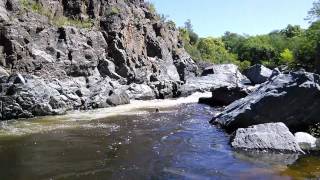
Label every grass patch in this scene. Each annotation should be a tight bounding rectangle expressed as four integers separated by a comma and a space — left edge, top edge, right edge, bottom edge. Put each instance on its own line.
106, 6, 120, 17
53, 17, 94, 29
19, 0, 94, 29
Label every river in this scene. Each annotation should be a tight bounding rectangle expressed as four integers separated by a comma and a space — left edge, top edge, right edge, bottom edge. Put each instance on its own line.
0, 93, 319, 179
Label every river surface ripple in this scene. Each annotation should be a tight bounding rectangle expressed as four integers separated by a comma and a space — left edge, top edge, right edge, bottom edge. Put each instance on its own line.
0, 93, 319, 180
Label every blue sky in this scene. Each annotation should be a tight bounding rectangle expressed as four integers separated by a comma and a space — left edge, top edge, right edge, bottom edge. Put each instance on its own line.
149, 0, 314, 37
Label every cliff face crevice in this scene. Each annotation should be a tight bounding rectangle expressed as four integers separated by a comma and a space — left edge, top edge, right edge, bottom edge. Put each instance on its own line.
0, 0, 199, 120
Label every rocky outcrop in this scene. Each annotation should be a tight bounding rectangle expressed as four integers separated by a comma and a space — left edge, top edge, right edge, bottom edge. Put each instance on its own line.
211, 70, 320, 133
180, 64, 251, 96
0, 0, 199, 120
244, 64, 272, 84
231, 123, 304, 153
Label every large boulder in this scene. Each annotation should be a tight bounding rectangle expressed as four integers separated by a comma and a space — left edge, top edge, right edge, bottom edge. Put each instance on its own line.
199, 86, 249, 106
0, 76, 68, 120
231, 123, 304, 153
106, 89, 130, 106
244, 64, 272, 84
211, 70, 320, 133
181, 64, 251, 96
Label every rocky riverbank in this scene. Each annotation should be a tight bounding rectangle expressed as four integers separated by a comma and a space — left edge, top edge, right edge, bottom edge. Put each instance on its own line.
203, 64, 320, 154
0, 0, 256, 121
1, 0, 320, 157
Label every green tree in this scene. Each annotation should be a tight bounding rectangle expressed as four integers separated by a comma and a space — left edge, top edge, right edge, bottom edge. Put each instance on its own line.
293, 21, 320, 71
239, 35, 277, 65
179, 28, 201, 60
184, 19, 198, 45
222, 31, 246, 54
280, 25, 304, 38
197, 37, 237, 63
306, 0, 320, 22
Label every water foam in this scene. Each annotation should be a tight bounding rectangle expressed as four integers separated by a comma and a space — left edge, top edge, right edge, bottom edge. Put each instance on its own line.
0, 92, 211, 136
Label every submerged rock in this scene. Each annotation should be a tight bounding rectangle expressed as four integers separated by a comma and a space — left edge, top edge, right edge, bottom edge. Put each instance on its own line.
231, 123, 304, 153
244, 64, 272, 84
212, 70, 320, 133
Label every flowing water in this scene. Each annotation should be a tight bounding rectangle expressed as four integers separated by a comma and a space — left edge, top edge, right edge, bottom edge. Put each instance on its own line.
0, 93, 319, 180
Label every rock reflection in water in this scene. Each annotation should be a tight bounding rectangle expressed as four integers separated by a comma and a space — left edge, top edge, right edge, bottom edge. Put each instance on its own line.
233, 151, 300, 166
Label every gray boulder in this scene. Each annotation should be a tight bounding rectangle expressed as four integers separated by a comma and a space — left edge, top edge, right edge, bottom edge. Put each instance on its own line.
106, 89, 130, 106
181, 64, 251, 96
211, 70, 320, 133
244, 64, 272, 84
294, 132, 319, 151
231, 123, 304, 153
0, 76, 68, 119
126, 84, 155, 100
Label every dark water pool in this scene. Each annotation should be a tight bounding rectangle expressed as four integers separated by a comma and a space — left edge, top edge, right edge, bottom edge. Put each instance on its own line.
0, 102, 319, 180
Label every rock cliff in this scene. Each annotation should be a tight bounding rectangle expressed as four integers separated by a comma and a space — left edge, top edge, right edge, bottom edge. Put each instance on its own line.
0, 0, 199, 120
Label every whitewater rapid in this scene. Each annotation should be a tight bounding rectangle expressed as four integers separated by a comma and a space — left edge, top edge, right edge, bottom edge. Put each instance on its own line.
0, 92, 212, 136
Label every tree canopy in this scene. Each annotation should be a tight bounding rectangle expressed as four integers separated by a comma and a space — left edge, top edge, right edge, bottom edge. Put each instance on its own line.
178, 1, 320, 72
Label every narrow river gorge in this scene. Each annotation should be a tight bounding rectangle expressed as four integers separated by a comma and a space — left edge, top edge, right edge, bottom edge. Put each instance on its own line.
0, 93, 319, 180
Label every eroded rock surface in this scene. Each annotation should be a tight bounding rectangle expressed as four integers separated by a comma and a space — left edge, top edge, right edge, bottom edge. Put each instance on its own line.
0, 0, 199, 120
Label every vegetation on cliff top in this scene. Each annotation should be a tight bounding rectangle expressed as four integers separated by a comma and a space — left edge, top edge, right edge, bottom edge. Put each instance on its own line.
19, 0, 94, 28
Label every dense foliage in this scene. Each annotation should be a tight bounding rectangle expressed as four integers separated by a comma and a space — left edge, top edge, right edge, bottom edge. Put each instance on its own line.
179, 1, 320, 72
179, 21, 250, 70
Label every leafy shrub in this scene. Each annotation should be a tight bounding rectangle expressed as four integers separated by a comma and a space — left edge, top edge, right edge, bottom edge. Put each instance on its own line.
279, 48, 294, 65
237, 60, 251, 71
197, 37, 237, 64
